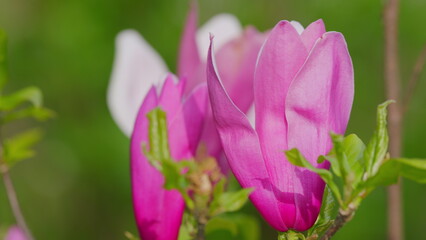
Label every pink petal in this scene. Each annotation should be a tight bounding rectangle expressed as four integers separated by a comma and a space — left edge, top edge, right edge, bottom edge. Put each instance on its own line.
108, 30, 168, 136
131, 87, 184, 240
5, 226, 27, 240
167, 84, 209, 159
285, 32, 354, 230
253, 20, 308, 227
215, 27, 265, 113
300, 19, 326, 52
207, 39, 286, 231
178, 1, 201, 92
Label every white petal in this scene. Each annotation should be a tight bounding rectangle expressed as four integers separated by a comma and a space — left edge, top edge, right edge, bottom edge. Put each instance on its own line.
246, 104, 256, 129
196, 14, 242, 61
290, 20, 305, 35
107, 30, 169, 136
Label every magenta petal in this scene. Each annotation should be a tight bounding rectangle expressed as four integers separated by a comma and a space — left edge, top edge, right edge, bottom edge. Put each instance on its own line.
207, 39, 286, 231
215, 27, 265, 113
285, 32, 354, 230
168, 84, 208, 159
253, 20, 309, 227
178, 1, 201, 93
300, 19, 326, 52
131, 87, 184, 240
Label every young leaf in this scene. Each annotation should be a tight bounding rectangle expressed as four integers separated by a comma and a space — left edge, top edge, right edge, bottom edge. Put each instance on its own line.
206, 214, 260, 240
285, 148, 342, 203
364, 100, 393, 177
1, 106, 54, 124
0, 86, 44, 111
2, 129, 43, 167
210, 188, 253, 216
0, 28, 7, 90
342, 134, 365, 184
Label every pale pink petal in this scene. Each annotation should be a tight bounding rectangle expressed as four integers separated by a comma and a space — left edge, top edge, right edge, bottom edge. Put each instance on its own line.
290, 21, 304, 35
285, 32, 354, 230
131, 87, 184, 240
300, 19, 326, 52
5, 226, 27, 240
207, 39, 286, 231
215, 27, 265, 113
108, 30, 168, 136
197, 14, 242, 61
177, 2, 201, 86
253, 20, 308, 227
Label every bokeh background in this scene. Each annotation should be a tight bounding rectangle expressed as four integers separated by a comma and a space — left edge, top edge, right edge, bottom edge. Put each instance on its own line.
0, 0, 425, 239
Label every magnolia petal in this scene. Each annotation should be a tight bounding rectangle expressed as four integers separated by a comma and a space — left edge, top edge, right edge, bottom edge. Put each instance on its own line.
5, 226, 27, 240
253, 20, 309, 227
215, 26, 265, 113
301, 19, 326, 52
290, 21, 305, 35
167, 84, 208, 159
197, 14, 242, 61
285, 32, 354, 230
108, 30, 169, 136
178, 2, 201, 85
207, 39, 286, 231
131, 87, 184, 240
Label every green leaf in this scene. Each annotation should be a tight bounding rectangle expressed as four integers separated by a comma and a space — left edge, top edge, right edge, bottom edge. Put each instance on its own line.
308, 186, 338, 237
364, 100, 393, 177
342, 134, 365, 184
0, 28, 7, 90
161, 159, 190, 191
2, 129, 43, 167
0, 86, 44, 111
365, 158, 426, 188
1, 106, 54, 124
210, 187, 253, 216
278, 230, 305, 240
285, 148, 342, 203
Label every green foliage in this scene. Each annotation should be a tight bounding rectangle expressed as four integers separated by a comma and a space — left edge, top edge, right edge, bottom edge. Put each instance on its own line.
285, 101, 426, 239
0, 29, 52, 172
209, 187, 253, 216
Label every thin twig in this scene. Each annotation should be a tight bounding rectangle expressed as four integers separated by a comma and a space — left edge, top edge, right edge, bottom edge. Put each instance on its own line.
2, 170, 34, 240
403, 43, 426, 114
383, 0, 404, 240
320, 210, 354, 240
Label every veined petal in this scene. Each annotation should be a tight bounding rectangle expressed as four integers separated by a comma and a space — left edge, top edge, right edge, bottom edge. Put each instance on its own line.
131, 87, 184, 240
168, 84, 208, 159
215, 27, 265, 113
254, 20, 308, 227
108, 30, 168, 136
207, 39, 286, 231
178, 1, 201, 85
5, 226, 27, 240
285, 32, 354, 230
300, 19, 326, 52
197, 14, 242, 61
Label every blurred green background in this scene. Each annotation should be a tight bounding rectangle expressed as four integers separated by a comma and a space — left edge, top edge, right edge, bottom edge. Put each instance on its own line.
0, 0, 425, 239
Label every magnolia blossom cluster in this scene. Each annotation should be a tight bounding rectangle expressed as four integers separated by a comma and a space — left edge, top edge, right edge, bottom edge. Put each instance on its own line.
107, 3, 353, 240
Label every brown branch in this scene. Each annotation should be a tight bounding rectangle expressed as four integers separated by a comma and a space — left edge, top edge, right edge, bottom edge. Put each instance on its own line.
2, 170, 35, 240
403, 43, 426, 114
320, 210, 354, 240
383, 0, 404, 240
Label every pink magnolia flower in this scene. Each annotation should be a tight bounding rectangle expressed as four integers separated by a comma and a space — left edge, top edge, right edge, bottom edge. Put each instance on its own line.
4, 226, 27, 240
207, 20, 354, 231
131, 75, 208, 240
107, 3, 264, 149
